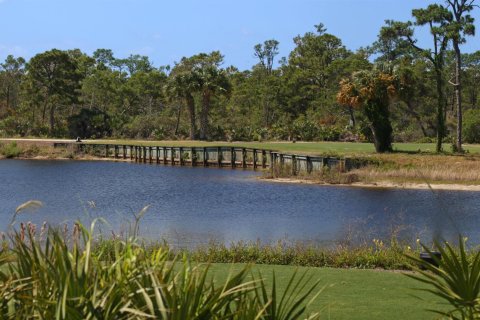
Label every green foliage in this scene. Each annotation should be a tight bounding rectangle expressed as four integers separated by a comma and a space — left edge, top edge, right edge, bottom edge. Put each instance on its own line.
67, 108, 112, 139
0, 221, 323, 319
337, 69, 396, 152
407, 237, 480, 319
0, 142, 22, 158
463, 109, 480, 143
187, 240, 415, 270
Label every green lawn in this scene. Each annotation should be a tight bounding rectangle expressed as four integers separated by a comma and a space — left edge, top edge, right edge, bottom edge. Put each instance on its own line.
88, 139, 480, 155
209, 263, 446, 320
0, 260, 446, 319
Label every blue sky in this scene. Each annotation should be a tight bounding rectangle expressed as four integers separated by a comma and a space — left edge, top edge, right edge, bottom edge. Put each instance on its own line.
0, 0, 478, 70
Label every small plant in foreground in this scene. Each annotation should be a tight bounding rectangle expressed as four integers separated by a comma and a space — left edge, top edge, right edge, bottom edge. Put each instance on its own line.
0, 218, 323, 319
406, 237, 480, 320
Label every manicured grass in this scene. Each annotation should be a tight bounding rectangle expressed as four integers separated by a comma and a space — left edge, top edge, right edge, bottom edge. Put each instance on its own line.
3, 138, 480, 155
88, 139, 480, 155
0, 259, 448, 319
210, 263, 445, 320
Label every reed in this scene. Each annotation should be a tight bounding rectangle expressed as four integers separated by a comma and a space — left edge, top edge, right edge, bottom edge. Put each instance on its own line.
356, 154, 480, 183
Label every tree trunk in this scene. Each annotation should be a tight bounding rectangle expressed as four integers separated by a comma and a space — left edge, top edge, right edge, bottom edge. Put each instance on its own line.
199, 90, 210, 140
348, 105, 356, 128
6, 86, 10, 111
49, 105, 56, 133
435, 67, 446, 153
453, 40, 463, 152
42, 100, 48, 125
186, 94, 197, 140
174, 104, 182, 136
368, 103, 393, 153
405, 101, 427, 137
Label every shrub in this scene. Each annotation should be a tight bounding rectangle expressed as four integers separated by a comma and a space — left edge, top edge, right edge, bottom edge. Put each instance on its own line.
68, 108, 112, 139
0, 142, 22, 158
407, 237, 480, 319
463, 109, 480, 143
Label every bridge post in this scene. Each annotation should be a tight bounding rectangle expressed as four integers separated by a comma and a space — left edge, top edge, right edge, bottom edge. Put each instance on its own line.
242, 148, 247, 168
217, 147, 222, 167
292, 155, 296, 175
203, 147, 208, 167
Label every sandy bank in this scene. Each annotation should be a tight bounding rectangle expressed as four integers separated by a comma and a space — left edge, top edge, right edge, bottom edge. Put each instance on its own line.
264, 177, 480, 191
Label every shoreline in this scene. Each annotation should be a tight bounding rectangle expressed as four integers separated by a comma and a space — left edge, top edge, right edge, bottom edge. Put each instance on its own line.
264, 177, 480, 191
2, 138, 480, 191
3, 156, 479, 191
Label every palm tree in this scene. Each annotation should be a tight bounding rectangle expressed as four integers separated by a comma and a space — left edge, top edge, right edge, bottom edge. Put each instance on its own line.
165, 70, 199, 140
194, 64, 231, 140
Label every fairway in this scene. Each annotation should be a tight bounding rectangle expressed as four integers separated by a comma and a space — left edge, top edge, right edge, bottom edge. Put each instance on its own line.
88, 139, 480, 155
210, 264, 445, 320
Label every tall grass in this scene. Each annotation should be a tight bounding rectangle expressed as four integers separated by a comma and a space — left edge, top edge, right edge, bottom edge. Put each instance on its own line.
355, 154, 480, 184
185, 240, 415, 270
0, 220, 322, 319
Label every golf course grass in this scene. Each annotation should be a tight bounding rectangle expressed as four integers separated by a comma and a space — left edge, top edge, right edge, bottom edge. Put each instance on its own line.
89, 139, 480, 155
210, 263, 445, 320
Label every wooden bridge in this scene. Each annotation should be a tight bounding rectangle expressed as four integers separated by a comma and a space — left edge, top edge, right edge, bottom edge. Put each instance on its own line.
54, 142, 361, 175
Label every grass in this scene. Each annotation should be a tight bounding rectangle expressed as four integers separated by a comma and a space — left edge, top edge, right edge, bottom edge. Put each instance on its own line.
85, 139, 480, 155
3, 138, 480, 155
183, 240, 417, 270
0, 256, 450, 319
0, 205, 473, 319
352, 153, 480, 185
209, 263, 446, 320
1, 221, 323, 319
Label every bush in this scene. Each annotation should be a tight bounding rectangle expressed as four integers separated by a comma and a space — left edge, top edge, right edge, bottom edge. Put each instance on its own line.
0, 142, 22, 158
407, 237, 480, 319
463, 109, 480, 143
0, 116, 30, 136
67, 108, 112, 139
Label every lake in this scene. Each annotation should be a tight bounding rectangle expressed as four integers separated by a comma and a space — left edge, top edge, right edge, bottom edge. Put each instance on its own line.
0, 159, 479, 246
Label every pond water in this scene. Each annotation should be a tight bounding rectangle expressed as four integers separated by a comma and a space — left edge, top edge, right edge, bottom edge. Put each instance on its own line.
0, 159, 479, 246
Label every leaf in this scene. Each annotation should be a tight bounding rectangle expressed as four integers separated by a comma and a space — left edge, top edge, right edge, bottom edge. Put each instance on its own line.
15, 200, 43, 214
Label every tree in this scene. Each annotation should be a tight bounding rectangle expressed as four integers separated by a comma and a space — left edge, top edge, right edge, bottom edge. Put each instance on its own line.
67, 107, 111, 139
282, 24, 353, 122
253, 40, 281, 127
337, 69, 397, 153
93, 49, 116, 69
463, 51, 480, 108
445, 0, 476, 151
123, 54, 153, 75
190, 52, 231, 140
165, 70, 199, 139
26, 49, 82, 133
254, 39, 279, 74
380, 4, 451, 152
0, 55, 25, 113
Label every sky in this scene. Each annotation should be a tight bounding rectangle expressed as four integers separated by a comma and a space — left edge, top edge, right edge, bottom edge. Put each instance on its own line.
0, 0, 479, 70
